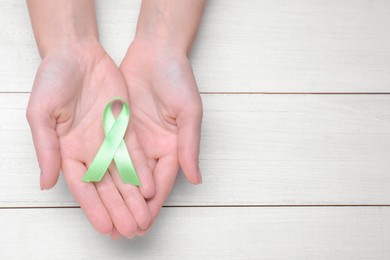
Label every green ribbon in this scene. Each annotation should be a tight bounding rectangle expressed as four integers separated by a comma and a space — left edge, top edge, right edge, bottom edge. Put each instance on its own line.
82, 98, 141, 186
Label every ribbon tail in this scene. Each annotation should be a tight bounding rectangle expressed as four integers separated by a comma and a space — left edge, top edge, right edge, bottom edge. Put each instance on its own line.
82, 138, 116, 182
114, 140, 141, 186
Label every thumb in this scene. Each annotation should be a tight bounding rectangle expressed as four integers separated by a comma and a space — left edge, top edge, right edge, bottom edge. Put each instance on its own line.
177, 102, 203, 184
26, 106, 61, 190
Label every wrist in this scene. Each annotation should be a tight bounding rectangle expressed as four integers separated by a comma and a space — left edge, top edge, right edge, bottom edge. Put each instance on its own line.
134, 21, 191, 57
127, 37, 189, 67
40, 38, 106, 79
27, 0, 99, 58
133, 0, 206, 56
40, 36, 100, 60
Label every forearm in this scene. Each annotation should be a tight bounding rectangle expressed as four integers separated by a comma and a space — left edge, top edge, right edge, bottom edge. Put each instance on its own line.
134, 0, 207, 55
27, 0, 99, 58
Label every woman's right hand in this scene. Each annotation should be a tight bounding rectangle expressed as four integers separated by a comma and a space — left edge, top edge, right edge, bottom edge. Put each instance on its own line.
27, 40, 154, 239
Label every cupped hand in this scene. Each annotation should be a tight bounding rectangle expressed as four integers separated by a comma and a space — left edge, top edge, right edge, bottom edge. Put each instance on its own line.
120, 39, 203, 234
26, 41, 155, 239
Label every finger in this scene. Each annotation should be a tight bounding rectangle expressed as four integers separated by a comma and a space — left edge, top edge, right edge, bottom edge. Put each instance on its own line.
177, 103, 203, 184
26, 108, 60, 190
110, 163, 152, 230
110, 226, 122, 240
125, 131, 155, 199
95, 169, 137, 239
136, 155, 179, 236
62, 159, 112, 235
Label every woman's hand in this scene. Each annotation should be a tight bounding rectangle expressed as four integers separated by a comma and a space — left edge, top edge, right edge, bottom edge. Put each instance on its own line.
120, 39, 203, 234
27, 41, 154, 239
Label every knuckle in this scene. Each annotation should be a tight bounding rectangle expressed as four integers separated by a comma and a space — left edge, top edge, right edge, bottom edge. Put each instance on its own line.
96, 181, 113, 197
123, 186, 140, 200
140, 184, 155, 199
105, 199, 123, 212
187, 100, 203, 120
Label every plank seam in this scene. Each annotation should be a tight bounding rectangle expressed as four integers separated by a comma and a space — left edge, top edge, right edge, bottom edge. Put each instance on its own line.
1, 204, 390, 209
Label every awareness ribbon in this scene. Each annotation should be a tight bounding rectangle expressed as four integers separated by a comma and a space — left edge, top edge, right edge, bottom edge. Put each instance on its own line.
82, 98, 141, 186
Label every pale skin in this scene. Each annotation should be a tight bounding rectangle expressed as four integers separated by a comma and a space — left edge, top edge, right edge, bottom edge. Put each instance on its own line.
26, 0, 206, 239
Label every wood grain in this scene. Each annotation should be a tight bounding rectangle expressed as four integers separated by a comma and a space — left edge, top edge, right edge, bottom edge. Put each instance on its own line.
0, 207, 389, 259
1, 93, 389, 206
1, 0, 389, 93
1, 1, 390, 257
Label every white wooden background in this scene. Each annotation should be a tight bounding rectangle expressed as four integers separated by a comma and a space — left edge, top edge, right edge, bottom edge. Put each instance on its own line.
1, 0, 390, 259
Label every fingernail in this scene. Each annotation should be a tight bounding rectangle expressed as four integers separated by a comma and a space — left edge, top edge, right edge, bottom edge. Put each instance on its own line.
197, 167, 202, 184
139, 223, 148, 230
40, 171, 45, 190
127, 234, 136, 240
136, 228, 150, 237
139, 222, 151, 230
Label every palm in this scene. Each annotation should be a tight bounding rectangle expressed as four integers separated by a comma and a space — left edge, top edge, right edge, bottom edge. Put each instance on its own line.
120, 42, 203, 231
27, 44, 153, 239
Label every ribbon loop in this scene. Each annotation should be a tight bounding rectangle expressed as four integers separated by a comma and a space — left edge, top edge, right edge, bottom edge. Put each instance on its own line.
82, 98, 141, 186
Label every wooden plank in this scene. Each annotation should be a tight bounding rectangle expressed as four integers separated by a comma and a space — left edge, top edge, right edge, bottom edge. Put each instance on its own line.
1, 0, 390, 93
0, 207, 389, 259
1, 93, 390, 206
